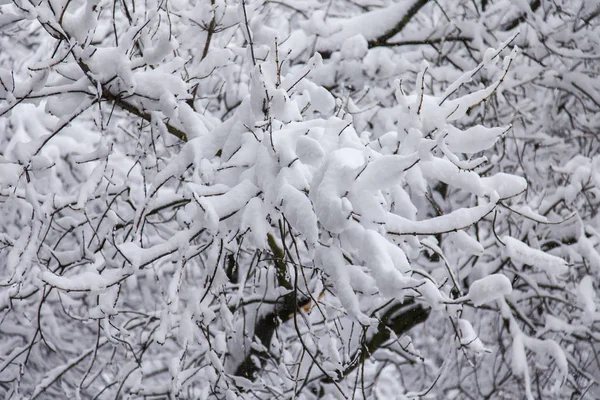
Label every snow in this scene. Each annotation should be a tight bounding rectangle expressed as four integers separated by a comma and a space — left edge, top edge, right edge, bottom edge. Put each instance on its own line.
512, 205, 548, 223
201, 179, 260, 221
317, 1, 424, 52
317, 246, 371, 325
577, 235, 600, 273
542, 315, 588, 336
387, 200, 496, 236
577, 276, 597, 317
481, 173, 527, 199
241, 197, 268, 247
76, 162, 105, 208
359, 229, 414, 298
297, 80, 336, 114
143, 30, 179, 65
353, 153, 419, 192
31, 347, 95, 399
466, 274, 512, 306
118, 234, 191, 269
270, 88, 302, 122
511, 334, 528, 379
523, 336, 568, 390
61, 0, 100, 44
503, 236, 569, 275
295, 135, 325, 166
421, 158, 486, 196
209, 350, 224, 372
310, 148, 364, 233
445, 125, 506, 154
340, 35, 369, 60
483, 47, 497, 67
39, 267, 131, 292
1, 0, 595, 397
458, 319, 490, 355
447, 230, 484, 256
418, 279, 448, 310
278, 184, 318, 245
0, 162, 22, 186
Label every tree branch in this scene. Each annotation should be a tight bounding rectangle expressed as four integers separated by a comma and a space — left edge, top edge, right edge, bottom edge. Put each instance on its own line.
73, 54, 188, 142
368, 0, 430, 48
324, 299, 430, 383
102, 90, 188, 142
319, 0, 430, 59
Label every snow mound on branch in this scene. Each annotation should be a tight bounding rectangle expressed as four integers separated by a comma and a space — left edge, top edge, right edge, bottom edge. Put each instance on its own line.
503, 236, 569, 275
458, 319, 490, 355
467, 274, 512, 306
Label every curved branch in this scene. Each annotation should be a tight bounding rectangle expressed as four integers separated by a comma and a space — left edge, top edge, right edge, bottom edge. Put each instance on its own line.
324, 299, 431, 383
368, 0, 430, 48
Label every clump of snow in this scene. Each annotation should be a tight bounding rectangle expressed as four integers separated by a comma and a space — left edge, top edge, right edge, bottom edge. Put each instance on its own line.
418, 279, 448, 310
503, 236, 569, 275
577, 276, 596, 318
447, 231, 484, 256
466, 274, 512, 306
458, 319, 490, 355
340, 35, 369, 60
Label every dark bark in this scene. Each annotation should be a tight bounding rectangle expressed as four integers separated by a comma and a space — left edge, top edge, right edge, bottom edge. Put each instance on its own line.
234, 291, 309, 378
235, 295, 431, 382
319, 0, 431, 59
324, 298, 431, 383
500, 0, 541, 31
367, 0, 431, 48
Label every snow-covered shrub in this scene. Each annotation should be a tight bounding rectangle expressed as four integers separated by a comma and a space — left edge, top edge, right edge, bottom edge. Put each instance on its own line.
1, 0, 599, 399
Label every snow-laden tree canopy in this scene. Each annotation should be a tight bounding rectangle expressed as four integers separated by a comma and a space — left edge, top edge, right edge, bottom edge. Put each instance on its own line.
1, 0, 599, 399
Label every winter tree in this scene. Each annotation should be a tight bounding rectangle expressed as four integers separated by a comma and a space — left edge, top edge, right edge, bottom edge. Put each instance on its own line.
0, 0, 599, 399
